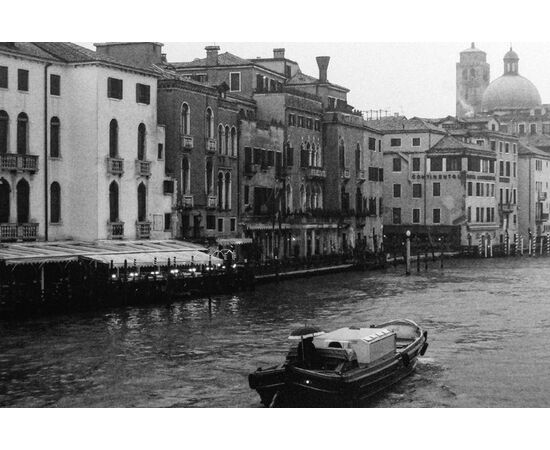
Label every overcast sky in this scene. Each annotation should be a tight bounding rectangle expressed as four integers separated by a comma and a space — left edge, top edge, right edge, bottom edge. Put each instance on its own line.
83, 42, 550, 119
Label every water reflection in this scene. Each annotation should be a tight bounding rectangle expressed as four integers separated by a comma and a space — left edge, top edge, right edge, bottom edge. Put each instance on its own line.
1, 257, 550, 407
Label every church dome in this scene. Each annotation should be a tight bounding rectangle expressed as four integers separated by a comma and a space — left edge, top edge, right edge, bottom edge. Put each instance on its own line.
481, 47, 541, 112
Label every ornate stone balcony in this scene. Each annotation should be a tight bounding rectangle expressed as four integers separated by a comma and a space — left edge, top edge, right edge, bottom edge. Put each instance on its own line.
357, 170, 366, 182
136, 221, 151, 239
0, 154, 39, 173
206, 138, 217, 153
207, 195, 217, 209
341, 168, 351, 180
107, 157, 124, 175
181, 195, 194, 209
108, 222, 124, 239
304, 167, 326, 180
181, 134, 194, 150
135, 160, 151, 177
0, 223, 39, 242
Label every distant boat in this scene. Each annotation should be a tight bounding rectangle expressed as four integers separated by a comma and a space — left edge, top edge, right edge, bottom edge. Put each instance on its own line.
248, 319, 428, 407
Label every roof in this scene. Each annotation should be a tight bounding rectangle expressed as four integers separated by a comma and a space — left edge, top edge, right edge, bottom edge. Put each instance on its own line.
287, 70, 349, 92
171, 52, 252, 69
482, 74, 541, 112
0, 240, 210, 266
518, 142, 550, 158
0, 42, 157, 75
428, 135, 494, 154
365, 116, 445, 133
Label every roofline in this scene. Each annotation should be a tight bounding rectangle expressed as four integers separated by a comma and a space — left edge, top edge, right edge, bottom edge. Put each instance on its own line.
173, 62, 287, 79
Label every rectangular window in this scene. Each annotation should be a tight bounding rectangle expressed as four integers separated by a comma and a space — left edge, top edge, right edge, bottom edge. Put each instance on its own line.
505, 143, 510, 153
297, 116, 304, 127
430, 157, 443, 171
392, 157, 401, 172
107, 77, 123, 99
378, 167, 384, 181
393, 184, 401, 198
164, 213, 171, 231
412, 183, 422, 198
50, 74, 60, 96
499, 141, 504, 152
412, 157, 420, 172
217, 218, 224, 232
368, 167, 379, 181
476, 207, 480, 222
244, 185, 250, 204
433, 182, 440, 197
412, 137, 420, 147
314, 120, 321, 131
288, 114, 295, 126
157, 143, 164, 159
506, 161, 510, 177
467, 182, 472, 196
306, 118, 313, 129
490, 140, 496, 151
392, 208, 401, 225
530, 123, 537, 134
229, 72, 241, 92
18, 69, 29, 91
447, 156, 461, 171
468, 157, 480, 172
136, 83, 150, 104
0, 66, 7, 88
412, 208, 420, 224
467, 206, 471, 222
390, 138, 401, 147
489, 160, 495, 173
230, 218, 236, 232
486, 208, 491, 222
206, 215, 216, 230
433, 209, 441, 224
476, 183, 481, 196
499, 161, 504, 176
368, 137, 376, 151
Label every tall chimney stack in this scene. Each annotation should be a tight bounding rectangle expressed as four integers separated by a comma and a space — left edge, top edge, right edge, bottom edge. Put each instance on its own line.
205, 45, 220, 66
273, 48, 285, 59
316, 56, 330, 83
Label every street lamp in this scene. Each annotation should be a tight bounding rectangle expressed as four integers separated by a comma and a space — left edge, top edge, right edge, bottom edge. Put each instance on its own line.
405, 230, 411, 276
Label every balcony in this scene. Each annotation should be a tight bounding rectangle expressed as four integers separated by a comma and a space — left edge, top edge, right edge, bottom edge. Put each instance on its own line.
207, 195, 217, 209
341, 168, 351, 180
357, 170, 366, 182
304, 167, 326, 180
0, 223, 39, 242
538, 191, 547, 201
206, 138, 217, 153
107, 157, 124, 175
536, 213, 549, 223
136, 221, 151, 239
499, 203, 515, 213
108, 222, 124, 239
245, 163, 261, 176
181, 134, 194, 150
0, 154, 39, 173
135, 160, 151, 177
181, 195, 194, 209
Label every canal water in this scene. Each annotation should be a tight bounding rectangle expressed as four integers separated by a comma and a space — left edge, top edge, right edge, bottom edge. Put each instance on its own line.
1, 256, 550, 407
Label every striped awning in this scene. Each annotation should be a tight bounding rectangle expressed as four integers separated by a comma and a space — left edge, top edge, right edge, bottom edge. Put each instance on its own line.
217, 237, 253, 246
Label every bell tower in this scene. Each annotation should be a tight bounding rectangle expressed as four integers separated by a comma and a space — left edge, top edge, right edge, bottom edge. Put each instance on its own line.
456, 42, 490, 118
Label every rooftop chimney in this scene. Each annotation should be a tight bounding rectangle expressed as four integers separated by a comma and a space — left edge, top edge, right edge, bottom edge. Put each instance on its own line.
316, 56, 330, 83
205, 45, 220, 66
273, 48, 285, 59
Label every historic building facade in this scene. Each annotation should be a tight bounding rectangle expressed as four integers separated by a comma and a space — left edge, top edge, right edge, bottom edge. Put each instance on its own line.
0, 42, 174, 243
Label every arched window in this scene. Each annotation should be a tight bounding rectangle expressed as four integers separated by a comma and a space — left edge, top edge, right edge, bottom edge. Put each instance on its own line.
0, 111, 8, 154
306, 142, 312, 167
218, 124, 224, 154
50, 182, 61, 223
206, 157, 213, 195
137, 123, 146, 161
109, 119, 118, 158
230, 127, 237, 156
109, 181, 119, 222
181, 103, 190, 135
16, 178, 30, 223
300, 184, 305, 210
317, 184, 323, 209
206, 108, 214, 139
217, 172, 224, 209
224, 172, 231, 210
17, 113, 28, 155
355, 143, 361, 172
137, 182, 146, 222
0, 178, 10, 223
50, 117, 60, 158
181, 157, 190, 195
224, 125, 230, 155
339, 139, 345, 169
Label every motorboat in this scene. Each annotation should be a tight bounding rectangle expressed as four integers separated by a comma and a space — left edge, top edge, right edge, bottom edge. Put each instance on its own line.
248, 319, 428, 407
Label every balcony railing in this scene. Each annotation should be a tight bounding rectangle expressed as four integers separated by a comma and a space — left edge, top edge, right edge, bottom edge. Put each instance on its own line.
0, 154, 39, 173
341, 168, 351, 180
499, 203, 514, 213
207, 195, 217, 209
181, 195, 194, 209
181, 134, 194, 150
304, 167, 326, 180
0, 223, 39, 242
538, 191, 547, 201
107, 157, 124, 175
135, 160, 151, 177
108, 222, 124, 239
206, 138, 217, 153
136, 221, 151, 239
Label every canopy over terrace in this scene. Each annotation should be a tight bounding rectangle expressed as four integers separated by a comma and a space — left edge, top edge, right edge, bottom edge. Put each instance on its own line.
0, 240, 222, 267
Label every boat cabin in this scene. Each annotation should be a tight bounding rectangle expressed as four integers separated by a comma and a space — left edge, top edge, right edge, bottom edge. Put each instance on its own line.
313, 327, 396, 364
